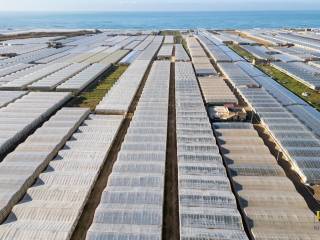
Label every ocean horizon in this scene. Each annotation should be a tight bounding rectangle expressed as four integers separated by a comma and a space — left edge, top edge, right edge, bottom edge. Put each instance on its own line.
0, 11, 320, 31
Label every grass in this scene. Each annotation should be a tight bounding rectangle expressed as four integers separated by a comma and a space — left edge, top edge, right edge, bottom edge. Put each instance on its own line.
227, 43, 255, 62
227, 43, 320, 111
257, 64, 320, 110
67, 65, 128, 110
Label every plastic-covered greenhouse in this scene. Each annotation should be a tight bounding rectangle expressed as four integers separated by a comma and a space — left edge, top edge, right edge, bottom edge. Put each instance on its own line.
175, 62, 248, 239
213, 122, 320, 239
87, 61, 170, 240
0, 113, 123, 239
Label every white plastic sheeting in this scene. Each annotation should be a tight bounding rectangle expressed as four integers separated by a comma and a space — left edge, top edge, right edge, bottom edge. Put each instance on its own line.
234, 58, 320, 138
272, 61, 320, 90
134, 35, 155, 51
0, 62, 71, 90
0, 63, 33, 78
95, 59, 150, 114
119, 50, 141, 65
0, 92, 72, 157
218, 62, 259, 87
174, 44, 190, 62
0, 114, 122, 240
186, 36, 217, 76
0, 107, 89, 225
57, 63, 109, 93
0, 64, 47, 87
0, 91, 27, 108
99, 50, 129, 66
213, 122, 319, 239
87, 61, 170, 240
28, 63, 89, 90
198, 76, 238, 105
197, 31, 244, 62
135, 36, 163, 61
237, 87, 320, 184
96, 37, 162, 114
0, 47, 71, 69
175, 62, 248, 240
157, 44, 174, 59
214, 32, 256, 45
164, 35, 174, 44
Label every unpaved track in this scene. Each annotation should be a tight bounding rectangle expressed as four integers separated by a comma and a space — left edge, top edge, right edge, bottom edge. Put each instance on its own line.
162, 62, 180, 240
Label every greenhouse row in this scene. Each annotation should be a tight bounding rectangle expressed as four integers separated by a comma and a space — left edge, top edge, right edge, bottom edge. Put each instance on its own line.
1, 48, 126, 92
99, 50, 129, 66
0, 107, 89, 225
0, 34, 135, 90
81, 47, 117, 65
218, 62, 258, 87
164, 35, 174, 44
186, 36, 216, 76
157, 44, 174, 59
272, 61, 320, 90
56, 63, 109, 93
0, 64, 46, 87
0, 90, 26, 108
29, 63, 89, 91
241, 29, 320, 58
198, 31, 320, 184
239, 87, 320, 184
240, 45, 276, 61
67, 46, 107, 64
197, 31, 244, 62
174, 44, 190, 62
0, 62, 71, 90
175, 62, 248, 240
87, 61, 170, 240
119, 50, 141, 65
0, 63, 32, 78
120, 36, 159, 65
0, 92, 71, 157
135, 36, 163, 61
241, 44, 303, 63
124, 40, 143, 50
213, 122, 319, 239
233, 61, 320, 137
95, 59, 151, 114
276, 32, 320, 51
0, 44, 47, 55
0, 113, 123, 239
198, 76, 238, 105
273, 45, 320, 61
96, 37, 163, 114
35, 51, 72, 64
213, 32, 256, 45
134, 35, 156, 51
0, 47, 70, 69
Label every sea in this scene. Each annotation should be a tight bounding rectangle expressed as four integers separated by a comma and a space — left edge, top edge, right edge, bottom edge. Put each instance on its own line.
0, 11, 320, 31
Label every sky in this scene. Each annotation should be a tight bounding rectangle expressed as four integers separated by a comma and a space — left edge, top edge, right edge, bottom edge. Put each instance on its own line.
0, 0, 320, 12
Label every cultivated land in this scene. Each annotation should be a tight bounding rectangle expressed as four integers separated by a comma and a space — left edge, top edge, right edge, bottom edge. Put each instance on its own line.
0, 28, 319, 240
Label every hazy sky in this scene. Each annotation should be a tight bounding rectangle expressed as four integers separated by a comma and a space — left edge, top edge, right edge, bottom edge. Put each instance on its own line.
0, 0, 319, 11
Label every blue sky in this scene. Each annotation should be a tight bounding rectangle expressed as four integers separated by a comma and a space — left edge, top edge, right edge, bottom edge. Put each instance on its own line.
0, 0, 319, 11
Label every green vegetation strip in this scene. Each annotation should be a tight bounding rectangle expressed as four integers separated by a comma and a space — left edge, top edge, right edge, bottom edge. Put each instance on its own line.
227, 43, 320, 111
68, 65, 128, 110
